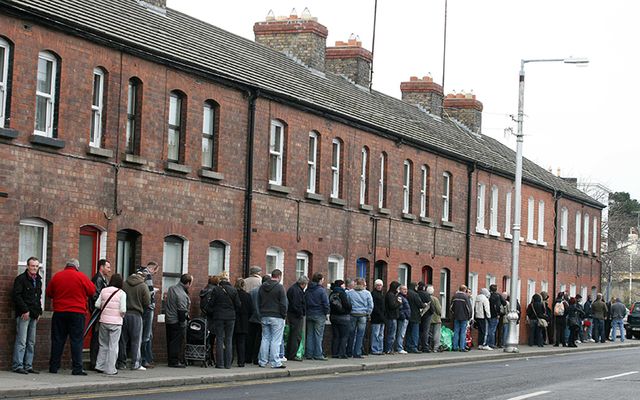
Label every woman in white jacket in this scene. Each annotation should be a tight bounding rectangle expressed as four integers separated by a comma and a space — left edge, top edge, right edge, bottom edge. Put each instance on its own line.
95, 274, 127, 375
474, 288, 491, 350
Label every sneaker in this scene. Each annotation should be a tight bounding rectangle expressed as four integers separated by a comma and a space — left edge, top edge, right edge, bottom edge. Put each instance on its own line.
588, 339, 595, 343
13, 369, 28, 375
575, 340, 581, 344
398, 350, 408, 354
477, 345, 486, 350
279, 356, 287, 362
485, 346, 494, 351
134, 365, 146, 371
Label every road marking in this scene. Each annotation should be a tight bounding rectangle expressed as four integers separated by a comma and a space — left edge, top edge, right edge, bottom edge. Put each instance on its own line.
595, 371, 639, 381
506, 391, 551, 400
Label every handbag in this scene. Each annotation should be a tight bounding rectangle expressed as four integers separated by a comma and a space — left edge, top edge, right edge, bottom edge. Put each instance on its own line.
532, 303, 548, 328
83, 289, 120, 338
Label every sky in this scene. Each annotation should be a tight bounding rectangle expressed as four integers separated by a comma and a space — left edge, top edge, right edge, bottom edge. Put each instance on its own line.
167, 0, 640, 201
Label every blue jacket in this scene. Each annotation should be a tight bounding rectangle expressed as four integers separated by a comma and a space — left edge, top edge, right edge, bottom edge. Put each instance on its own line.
347, 288, 373, 316
304, 282, 329, 316
398, 294, 411, 320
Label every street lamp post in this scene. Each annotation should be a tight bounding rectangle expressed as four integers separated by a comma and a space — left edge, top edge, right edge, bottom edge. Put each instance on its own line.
504, 57, 588, 354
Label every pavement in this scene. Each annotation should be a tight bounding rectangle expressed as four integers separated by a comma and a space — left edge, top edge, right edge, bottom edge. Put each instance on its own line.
2, 340, 639, 399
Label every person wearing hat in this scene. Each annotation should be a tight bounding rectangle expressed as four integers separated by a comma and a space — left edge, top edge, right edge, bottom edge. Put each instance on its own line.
244, 266, 263, 293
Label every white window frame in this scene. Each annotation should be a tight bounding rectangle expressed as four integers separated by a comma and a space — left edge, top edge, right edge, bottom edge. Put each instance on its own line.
208, 240, 230, 277
527, 279, 536, 304
476, 183, 487, 233
468, 272, 478, 302
560, 284, 566, 294
269, 120, 284, 185
592, 216, 598, 254
328, 255, 345, 288
331, 139, 341, 198
402, 160, 411, 214
583, 213, 590, 252
201, 102, 216, 169
162, 235, 189, 293
575, 211, 582, 250
420, 165, 428, 218
296, 252, 309, 279
167, 92, 182, 162
440, 269, 449, 319
537, 200, 546, 246
378, 153, 386, 208
489, 185, 499, 236
125, 79, 139, 154
89, 68, 105, 148
505, 191, 513, 239
307, 132, 318, 193
581, 286, 588, 303
541, 280, 548, 294
360, 147, 368, 205
560, 207, 569, 247
34, 51, 57, 137
266, 246, 285, 283
526, 197, 536, 244
486, 274, 496, 289
516, 278, 522, 305
398, 263, 410, 287
442, 172, 451, 222
0, 38, 10, 128
18, 218, 48, 307
569, 284, 577, 297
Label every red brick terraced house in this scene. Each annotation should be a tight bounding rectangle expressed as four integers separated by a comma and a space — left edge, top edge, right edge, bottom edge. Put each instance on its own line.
0, 0, 603, 367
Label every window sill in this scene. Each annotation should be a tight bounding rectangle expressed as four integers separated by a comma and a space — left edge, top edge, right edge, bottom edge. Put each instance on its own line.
305, 192, 324, 202
402, 213, 416, 221
441, 220, 455, 229
268, 183, 292, 195
86, 145, 113, 158
504, 233, 513, 240
526, 239, 537, 245
359, 204, 373, 211
560, 245, 568, 251
165, 161, 192, 174
329, 197, 346, 206
0, 127, 19, 139
489, 230, 501, 238
29, 134, 65, 149
378, 207, 390, 215
198, 169, 224, 181
574, 248, 582, 254
475, 227, 488, 235
536, 241, 547, 247
420, 216, 433, 225
582, 250, 590, 255
123, 153, 147, 165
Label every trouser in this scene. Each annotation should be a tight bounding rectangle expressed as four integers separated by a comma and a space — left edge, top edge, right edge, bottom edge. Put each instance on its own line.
569, 324, 580, 345
452, 320, 468, 351
605, 319, 612, 340
487, 317, 499, 347
286, 314, 304, 360
528, 321, 543, 346
477, 318, 488, 347
330, 315, 350, 357
50, 312, 85, 374
305, 315, 326, 359
554, 316, 566, 346
246, 322, 262, 364
258, 317, 285, 367
233, 333, 246, 366
611, 319, 625, 342
118, 312, 143, 369
350, 315, 368, 356
384, 319, 397, 353
420, 314, 432, 351
12, 317, 37, 371
89, 321, 100, 369
140, 308, 155, 365
405, 321, 420, 352
166, 322, 185, 365
430, 323, 442, 350
395, 319, 408, 351
583, 318, 593, 340
213, 319, 235, 368
502, 322, 509, 347
95, 323, 121, 375
593, 318, 605, 343
370, 323, 385, 354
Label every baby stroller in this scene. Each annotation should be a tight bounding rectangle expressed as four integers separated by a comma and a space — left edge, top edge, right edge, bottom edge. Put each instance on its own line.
185, 317, 211, 367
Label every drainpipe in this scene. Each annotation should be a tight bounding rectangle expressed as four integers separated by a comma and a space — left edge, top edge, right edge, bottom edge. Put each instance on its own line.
465, 162, 476, 286
242, 89, 258, 278
552, 190, 562, 299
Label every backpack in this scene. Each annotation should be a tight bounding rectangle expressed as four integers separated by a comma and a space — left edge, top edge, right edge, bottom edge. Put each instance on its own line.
554, 301, 565, 316
329, 292, 344, 314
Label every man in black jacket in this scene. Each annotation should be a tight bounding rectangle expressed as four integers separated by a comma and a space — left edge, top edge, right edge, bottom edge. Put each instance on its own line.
417, 282, 433, 352
370, 279, 386, 355
488, 284, 506, 349
12, 256, 43, 374
406, 282, 425, 353
286, 275, 308, 361
90, 259, 111, 370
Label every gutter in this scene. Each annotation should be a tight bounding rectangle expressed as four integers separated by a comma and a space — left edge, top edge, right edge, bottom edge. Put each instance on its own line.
242, 89, 258, 278
552, 190, 562, 298
465, 162, 476, 286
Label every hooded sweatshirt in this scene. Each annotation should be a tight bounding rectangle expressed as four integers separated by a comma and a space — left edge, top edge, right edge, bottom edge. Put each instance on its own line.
347, 285, 373, 316
123, 272, 150, 316
474, 288, 491, 320
304, 281, 330, 317
258, 279, 287, 319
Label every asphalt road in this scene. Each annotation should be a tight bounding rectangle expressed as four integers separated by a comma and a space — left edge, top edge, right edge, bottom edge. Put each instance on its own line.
79, 347, 640, 400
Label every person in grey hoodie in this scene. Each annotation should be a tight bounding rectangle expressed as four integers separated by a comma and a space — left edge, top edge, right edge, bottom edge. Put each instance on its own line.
165, 274, 193, 368
117, 271, 150, 370
610, 298, 627, 342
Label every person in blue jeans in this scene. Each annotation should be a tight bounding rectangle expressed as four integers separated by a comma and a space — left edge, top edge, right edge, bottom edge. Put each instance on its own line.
257, 269, 287, 368
395, 286, 411, 353
610, 298, 627, 342
384, 281, 401, 353
347, 278, 373, 358
369, 279, 386, 355
304, 272, 330, 360
450, 285, 471, 352
12, 257, 43, 374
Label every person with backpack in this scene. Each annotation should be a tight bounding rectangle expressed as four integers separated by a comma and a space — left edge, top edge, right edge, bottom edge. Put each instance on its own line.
286, 275, 308, 362
384, 281, 402, 354
553, 292, 568, 347
488, 284, 506, 349
329, 280, 352, 358
304, 272, 329, 361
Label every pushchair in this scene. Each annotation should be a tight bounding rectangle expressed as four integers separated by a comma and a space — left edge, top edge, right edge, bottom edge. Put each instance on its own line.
185, 318, 211, 367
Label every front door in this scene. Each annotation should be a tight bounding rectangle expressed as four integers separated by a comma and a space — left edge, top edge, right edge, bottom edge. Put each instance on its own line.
79, 226, 100, 349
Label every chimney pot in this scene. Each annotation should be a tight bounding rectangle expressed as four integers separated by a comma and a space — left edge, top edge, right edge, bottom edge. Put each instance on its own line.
400, 75, 444, 115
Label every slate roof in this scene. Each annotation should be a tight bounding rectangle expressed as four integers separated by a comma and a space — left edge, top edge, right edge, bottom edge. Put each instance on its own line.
0, 0, 604, 208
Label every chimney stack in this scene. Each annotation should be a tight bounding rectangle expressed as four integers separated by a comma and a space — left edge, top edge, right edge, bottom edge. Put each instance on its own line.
443, 91, 483, 134
253, 9, 328, 71
400, 76, 444, 116
325, 37, 373, 87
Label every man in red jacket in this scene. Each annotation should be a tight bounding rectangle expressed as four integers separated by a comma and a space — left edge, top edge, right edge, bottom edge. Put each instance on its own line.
46, 259, 96, 375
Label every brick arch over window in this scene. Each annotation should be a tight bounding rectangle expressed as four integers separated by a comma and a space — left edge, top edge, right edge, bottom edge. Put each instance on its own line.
421, 265, 433, 285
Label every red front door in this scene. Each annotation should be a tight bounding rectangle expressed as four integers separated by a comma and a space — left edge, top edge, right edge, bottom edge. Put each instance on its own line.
79, 226, 100, 349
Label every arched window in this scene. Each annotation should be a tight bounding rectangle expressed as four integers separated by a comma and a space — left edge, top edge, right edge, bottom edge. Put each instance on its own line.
34, 51, 59, 137
398, 263, 411, 286
420, 165, 430, 218
201, 100, 219, 170
440, 268, 450, 318
592, 216, 598, 254
90, 67, 106, 148
402, 160, 413, 214
422, 265, 433, 285
476, 183, 486, 233
583, 213, 590, 252
266, 246, 284, 281
163, 235, 188, 291
575, 211, 582, 250
526, 196, 535, 243
126, 77, 142, 155
378, 152, 387, 209
0, 37, 13, 128
208, 240, 229, 276
327, 254, 345, 286
269, 120, 287, 185
360, 147, 369, 205
356, 257, 369, 280
330, 138, 343, 199
167, 90, 186, 163
537, 200, 546, 245
117, 229, 141, 278
296, 251, 311, 279
442, 172, 452, 222
504, 191, 512, 238
489, 185, 499, 235
307, 131, 319, 193
560, 207, 569, 247
19, 218, 49, 308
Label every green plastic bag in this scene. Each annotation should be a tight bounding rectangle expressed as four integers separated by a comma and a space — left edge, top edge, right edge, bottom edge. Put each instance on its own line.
283, 324, 305, 359
441, 326, 453, 351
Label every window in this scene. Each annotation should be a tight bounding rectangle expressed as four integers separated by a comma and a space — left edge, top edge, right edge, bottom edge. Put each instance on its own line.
537, 200, 546, 245
560, 284, 566, 293
592, 216, 598, 254
19, 218, 48, 307
560, 207, 569, 247
90, 68, 105, 147
208, 240, 229, 277
442, 172, 452, 222
505, 191, 512, 239
116, 229, 141, 279
422, 266, 433, 285
402, 160, 412, 214
126, 78, 142, 154
269, 121, 285, 185
583, 213, 590, 252
201, 101, 218, 169
581, 286, 588, 303
476, 183, 487, 233
575, 212, 582, 250
398, 263, 411, 286
356, 258, 369, 280
378, 152, 387, 208
526, 197, 536, 243
516, 278, 522, 305
266, 246, 284, 280
504, 276, 511, 293
331, 139, 342, 198
569, 284, 577, 297
374, 260, 387, 283
0, 38, 11, 128
419, 165, 429, 218
486, 274, 496, 289
328, 255, 344, 287
307, 132, 319, 193
34, 51, 58, 137
162, 235, 188, 291
167, 91, 185, 163
360, 147, 369, 205
527, 280, 536, 304
440, 269, 450, 318
468, 272, 478, 301
489, 185, 499, 235
541, 281, 548, 294
296, 252, 310, 279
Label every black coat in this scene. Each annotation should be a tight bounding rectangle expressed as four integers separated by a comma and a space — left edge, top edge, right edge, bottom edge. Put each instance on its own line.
206, 281, 240, 321
329, 288, 352, 316
13, 270, 43, 319
371, 289, 386, 324
385, 290, 401, 320
235, 289, 253, 334
407, 289, 424, 323
489, 291, 506, 318
287, 283, 305, 318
